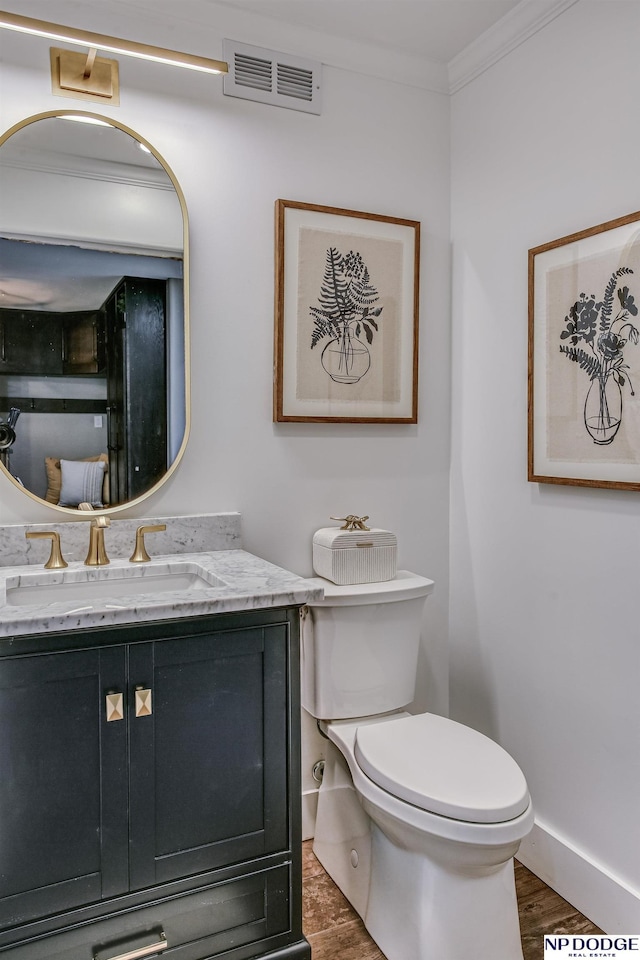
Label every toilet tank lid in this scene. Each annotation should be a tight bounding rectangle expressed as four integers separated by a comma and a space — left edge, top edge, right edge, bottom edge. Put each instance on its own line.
305, 570, 434, 606
354, 713, 530, 824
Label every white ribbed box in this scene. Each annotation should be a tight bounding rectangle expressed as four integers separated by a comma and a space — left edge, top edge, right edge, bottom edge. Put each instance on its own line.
312, 527, 397, 585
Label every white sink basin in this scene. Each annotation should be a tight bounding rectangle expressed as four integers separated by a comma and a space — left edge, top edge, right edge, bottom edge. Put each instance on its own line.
6, 563, 225, 606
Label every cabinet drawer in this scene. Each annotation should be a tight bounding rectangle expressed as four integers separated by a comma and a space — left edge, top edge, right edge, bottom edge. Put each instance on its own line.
1, 866, 290, 960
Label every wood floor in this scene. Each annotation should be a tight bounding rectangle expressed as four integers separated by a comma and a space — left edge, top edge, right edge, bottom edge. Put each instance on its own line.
302, 840, 603, 960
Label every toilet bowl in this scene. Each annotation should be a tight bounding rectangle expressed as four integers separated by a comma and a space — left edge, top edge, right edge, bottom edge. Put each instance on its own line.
302, 572, 534, 960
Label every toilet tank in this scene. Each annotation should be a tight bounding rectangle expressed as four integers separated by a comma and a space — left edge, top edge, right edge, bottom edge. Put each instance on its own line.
301, 571, 434, 720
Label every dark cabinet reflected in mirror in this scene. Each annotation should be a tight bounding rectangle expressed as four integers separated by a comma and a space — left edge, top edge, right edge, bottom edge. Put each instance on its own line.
0, 112, 188, 512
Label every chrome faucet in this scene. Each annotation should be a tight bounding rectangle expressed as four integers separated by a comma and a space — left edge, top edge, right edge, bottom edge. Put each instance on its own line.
85, 516, 110, 566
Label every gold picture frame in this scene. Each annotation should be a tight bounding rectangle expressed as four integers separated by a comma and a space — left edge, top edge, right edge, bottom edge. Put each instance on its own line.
529, 209, 640, 490
274, 200, 420, 423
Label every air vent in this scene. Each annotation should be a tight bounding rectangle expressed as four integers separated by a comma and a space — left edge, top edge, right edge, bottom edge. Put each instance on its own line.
223, 40, 321, 115
235, 52, 272, 92
277, 62, 313, 101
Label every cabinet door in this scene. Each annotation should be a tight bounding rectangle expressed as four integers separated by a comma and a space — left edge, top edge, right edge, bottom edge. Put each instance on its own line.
62, 312, 105, 375
0, 646, 129, 931
121, 278, 166, 499
0, 311, 62, 375
104, 278, 167, 506
128, 623, 289, 889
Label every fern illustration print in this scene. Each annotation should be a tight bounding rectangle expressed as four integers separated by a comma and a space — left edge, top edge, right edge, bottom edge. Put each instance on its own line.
559, 267, 639, 445
309, 247, 383, 384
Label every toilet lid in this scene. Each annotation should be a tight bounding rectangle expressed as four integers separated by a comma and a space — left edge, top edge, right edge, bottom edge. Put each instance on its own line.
354, 713, 530, 824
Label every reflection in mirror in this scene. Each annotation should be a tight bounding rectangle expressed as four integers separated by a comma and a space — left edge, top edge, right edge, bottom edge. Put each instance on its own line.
0, 112, 188, 513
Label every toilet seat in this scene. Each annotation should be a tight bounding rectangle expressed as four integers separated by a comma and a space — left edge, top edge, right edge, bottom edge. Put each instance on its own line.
354, 713, 530, 824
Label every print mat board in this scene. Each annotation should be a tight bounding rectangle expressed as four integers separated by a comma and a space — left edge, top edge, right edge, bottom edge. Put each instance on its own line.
529, 209, 640, 490
274, 200, 420, 423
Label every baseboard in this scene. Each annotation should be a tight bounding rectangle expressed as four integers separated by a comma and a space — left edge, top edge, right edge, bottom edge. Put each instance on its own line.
517, 820, 640, 933
302, 787, 318, 842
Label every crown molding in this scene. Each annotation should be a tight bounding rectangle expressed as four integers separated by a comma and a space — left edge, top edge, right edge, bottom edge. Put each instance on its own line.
448, 0, 579, 94
0, 151, 172, 190
106, 0, 451, 93
0, 0, 578, 99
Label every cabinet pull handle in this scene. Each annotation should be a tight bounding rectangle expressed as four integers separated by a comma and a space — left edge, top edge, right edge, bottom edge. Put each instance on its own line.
105, 692, 124, 722
94, 933, 168, 960
135, 686, 152, 717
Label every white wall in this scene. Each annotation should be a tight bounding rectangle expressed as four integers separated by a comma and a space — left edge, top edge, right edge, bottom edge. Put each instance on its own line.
3, 0, 638, 936
450, 0, 640, 933
0, 0, 451, 825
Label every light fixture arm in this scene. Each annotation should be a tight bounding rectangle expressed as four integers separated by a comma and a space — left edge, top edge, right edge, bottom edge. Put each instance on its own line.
0, 9, 228, 74
83, 47, 97, 80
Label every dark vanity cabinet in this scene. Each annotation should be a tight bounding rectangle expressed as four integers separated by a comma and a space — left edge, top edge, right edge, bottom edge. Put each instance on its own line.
0, 608, 310, 960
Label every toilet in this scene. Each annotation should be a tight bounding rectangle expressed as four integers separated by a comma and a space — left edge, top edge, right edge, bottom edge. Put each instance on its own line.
301, 571, 534, 960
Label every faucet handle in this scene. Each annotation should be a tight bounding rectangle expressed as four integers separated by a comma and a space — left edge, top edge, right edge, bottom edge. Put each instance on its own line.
130, 524, 166, 563
25, 531, 68, 569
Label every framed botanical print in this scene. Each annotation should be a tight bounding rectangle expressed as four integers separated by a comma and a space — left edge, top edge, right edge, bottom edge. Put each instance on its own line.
529, 210, 640, 490
274, 199, 420, 423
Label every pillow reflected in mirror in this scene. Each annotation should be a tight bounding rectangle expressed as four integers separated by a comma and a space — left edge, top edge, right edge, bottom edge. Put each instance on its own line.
59, 458, 107, 509
45, 453, 109, 507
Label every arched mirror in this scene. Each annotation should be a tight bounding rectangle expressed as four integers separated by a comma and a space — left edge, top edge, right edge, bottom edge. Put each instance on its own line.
0, 110, 189, 514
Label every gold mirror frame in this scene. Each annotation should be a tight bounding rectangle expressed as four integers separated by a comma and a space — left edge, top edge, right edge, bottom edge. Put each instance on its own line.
0, 109, 190, 516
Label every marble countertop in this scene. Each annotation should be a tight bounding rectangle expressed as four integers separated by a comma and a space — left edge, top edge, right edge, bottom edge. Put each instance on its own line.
0, 549, 324, 638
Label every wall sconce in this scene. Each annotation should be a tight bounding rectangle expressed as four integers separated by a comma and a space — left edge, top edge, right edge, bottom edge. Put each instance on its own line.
49, 47, 121, 104
0, 9, 228, 105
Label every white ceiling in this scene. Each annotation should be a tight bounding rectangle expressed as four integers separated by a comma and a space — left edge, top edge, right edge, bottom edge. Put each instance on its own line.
213, 0, 521, 64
